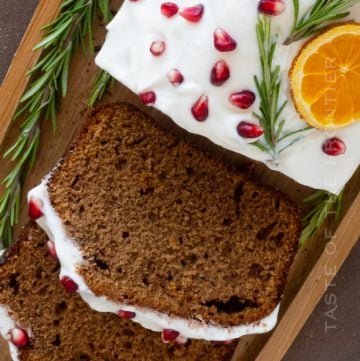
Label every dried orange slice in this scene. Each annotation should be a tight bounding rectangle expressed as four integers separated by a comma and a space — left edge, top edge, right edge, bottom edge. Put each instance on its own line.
290, 23, 360, 130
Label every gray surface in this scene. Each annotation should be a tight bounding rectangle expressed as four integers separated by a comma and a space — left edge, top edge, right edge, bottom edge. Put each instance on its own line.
0, 1, 359, 360
0, 0, 38, 81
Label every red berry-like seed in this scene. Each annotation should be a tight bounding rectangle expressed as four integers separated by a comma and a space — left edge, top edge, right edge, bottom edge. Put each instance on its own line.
214, 28, 237, 52
60, 276, 78, 294
237, 121, 264, 138
322, 137, 346, 156
150, 41, 166, 56
139, 91, 156, 105
191, 95, 209, 122
28, 198, 43, 220
229, 91, 256, 109
117, 310, 136, 319
167, 69, 184, 86
162, 329, 180, 343
211, 60, 230, 86
258, 0, 285, 16
47, 240, 58, 260
179, 4, 204, 23
8, 327, 29, 348
161, 2, 179, 17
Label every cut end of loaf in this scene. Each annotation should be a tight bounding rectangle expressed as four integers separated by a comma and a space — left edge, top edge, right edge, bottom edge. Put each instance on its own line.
45, 103, 301, 331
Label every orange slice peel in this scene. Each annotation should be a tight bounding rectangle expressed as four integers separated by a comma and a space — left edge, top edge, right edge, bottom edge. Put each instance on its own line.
290, 23, 360, 130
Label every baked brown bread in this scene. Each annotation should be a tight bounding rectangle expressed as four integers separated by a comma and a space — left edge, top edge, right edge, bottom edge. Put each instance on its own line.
28, 103, 301, 341
0, 223, 235, 361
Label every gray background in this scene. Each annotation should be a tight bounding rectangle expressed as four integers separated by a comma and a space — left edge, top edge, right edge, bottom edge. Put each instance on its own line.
0, 1, 359, 360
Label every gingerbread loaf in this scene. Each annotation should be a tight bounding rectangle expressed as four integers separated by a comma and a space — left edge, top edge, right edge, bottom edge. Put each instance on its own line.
0, 223, 235, 361
28, 103, 301, 341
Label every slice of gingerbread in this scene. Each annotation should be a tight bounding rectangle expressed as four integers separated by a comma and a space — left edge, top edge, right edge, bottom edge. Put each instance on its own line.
28, 103, 300, 342
0, 223, 235, 361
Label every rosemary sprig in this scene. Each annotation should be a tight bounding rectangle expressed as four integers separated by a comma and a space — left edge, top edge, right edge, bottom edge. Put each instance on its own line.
300, 190, 343, 246
0, 0, 111, 248
285, 0, 359, 45
253, 15, 309, 162
88, 5, 113, 108
88, 70, 113, 108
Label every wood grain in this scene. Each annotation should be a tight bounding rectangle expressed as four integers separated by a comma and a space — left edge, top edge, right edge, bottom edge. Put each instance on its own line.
0, 0, 359, 360
0, 0, 60, 145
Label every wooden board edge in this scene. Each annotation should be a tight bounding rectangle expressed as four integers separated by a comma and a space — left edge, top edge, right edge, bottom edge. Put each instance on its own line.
0, 1, 359, 360
254, 192, 360, 361
0, 0, 62, 145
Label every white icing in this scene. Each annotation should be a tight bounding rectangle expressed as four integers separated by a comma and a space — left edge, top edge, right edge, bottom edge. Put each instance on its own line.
96, 0, 360, 195
28, 178, 280, 341
0, 306, 20, 361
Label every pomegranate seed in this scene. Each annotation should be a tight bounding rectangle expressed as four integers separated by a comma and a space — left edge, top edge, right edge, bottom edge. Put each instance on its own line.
214, 28, 237, 52
139, 91, 156, 105
211, 60, 230, 86
47, 240, 58, 260
211, 340, 234, 345
162, 329, 180, 343
167, 69, 184, 86
161, 2, 179, 17
322, 138, 346, 156
258, 0, 285, 16
8, 327, 29, 348
179, 4, 204, 23
229, 91, 256, 109
237, 122, 264, 138
117, 310, 136, 319
60, 276, 78, 294
175, 335, 188, 346
191, 95, 209, 122
28, 198, 43, 220
150, 41, 166, 56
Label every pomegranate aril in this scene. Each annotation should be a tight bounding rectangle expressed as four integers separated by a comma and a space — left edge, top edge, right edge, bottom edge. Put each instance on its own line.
179, 4, 204, 23
60, 276, 78, 294
162, 329, 180, 343
191, 95, 209, 122
139, 91, 156, 105
47, 240, 58, 260
28, 198, 43, 220
167, 69, 184, 86
8, 327, 29, 348
229, 91, 256, 109
117, 310, 136, 319
211, 60, 230, 86
258, 0, 285, 16
214, 28, 237, 52
237, 121, 264, 138
161, 2, 179, 17
150, 41, 166, 56
322, 138, 346, 156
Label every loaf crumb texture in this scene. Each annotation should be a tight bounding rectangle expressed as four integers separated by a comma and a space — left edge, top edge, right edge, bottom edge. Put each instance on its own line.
48, 103, 301, 326
0, 223, 235, 361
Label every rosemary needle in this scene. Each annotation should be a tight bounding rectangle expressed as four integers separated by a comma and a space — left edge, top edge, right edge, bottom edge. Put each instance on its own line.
285, 0, 359, 45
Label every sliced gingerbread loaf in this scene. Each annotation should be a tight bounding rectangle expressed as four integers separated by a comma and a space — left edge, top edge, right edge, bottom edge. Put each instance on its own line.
28, 103, 301, 341
0, 223, 235, 361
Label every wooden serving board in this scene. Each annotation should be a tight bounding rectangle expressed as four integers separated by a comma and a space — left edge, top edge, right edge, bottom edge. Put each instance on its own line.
0, 1, 359, 360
